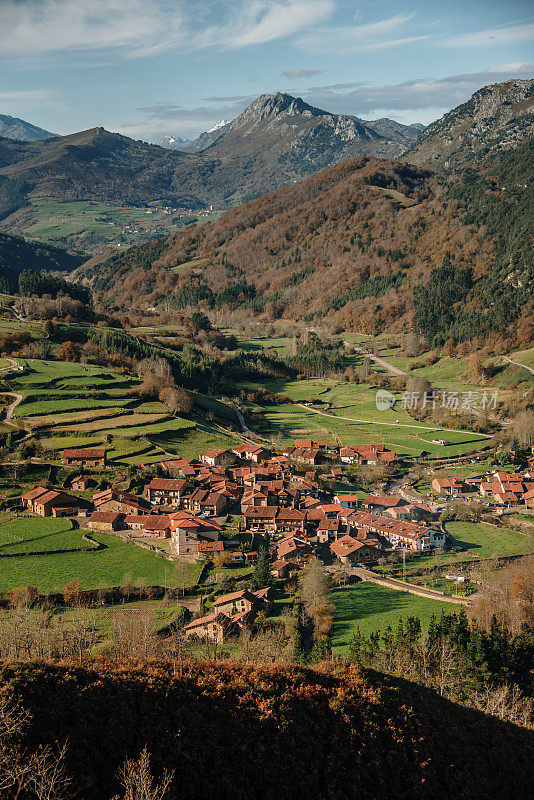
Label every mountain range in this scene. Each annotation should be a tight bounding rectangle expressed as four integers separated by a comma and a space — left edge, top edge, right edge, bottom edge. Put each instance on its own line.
0, 77, 533, 318
152, 96, 423, 157
81, 131, 533, 348
154, 119, 231, 152
0, 92, 425, 220
0, 81, 531, 232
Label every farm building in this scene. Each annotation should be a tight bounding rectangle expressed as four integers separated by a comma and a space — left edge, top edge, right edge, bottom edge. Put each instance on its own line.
232, 444, 271, 463
22, 486, 84, 518
330, 535, 380, 565
199, 449, 236, 468
93, 489, 150, 515
170, 512, 221, 555
63, 448, 107, 467
88, 511, 123, 531
146, 478, 192, 506
184, 612, 235, 643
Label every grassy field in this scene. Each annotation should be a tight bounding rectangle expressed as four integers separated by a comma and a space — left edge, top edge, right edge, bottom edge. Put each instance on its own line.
0, 516, 91, 554
510, 348, 534, 370
237, 376, 490, 458
331, 583, 452, 653
4, 198, 193, 253
0, 517, 201, 593
344, 336, 533, 395
380, 521, 534, 577
443, 521, 534, 561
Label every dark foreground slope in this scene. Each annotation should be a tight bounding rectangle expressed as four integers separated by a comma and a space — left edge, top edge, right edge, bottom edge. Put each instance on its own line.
3, 661, 533, 800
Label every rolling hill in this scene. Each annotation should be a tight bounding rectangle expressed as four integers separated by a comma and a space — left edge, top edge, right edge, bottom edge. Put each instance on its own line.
0, 127, 202, 207
0, 231, 84, 290
405, 79, 534, 170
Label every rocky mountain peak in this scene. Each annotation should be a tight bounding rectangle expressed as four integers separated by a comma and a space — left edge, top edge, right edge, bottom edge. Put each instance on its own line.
406, 78, 534, 169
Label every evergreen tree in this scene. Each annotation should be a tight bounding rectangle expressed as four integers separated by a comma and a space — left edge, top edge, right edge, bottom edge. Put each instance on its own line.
252, 544, 272, 589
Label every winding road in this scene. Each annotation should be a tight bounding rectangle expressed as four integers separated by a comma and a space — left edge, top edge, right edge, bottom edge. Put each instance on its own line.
0, 358, 24, 426
503, 355, 534, 377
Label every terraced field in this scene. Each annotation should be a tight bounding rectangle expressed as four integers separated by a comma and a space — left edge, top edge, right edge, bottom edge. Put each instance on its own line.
5, 359, 227, 465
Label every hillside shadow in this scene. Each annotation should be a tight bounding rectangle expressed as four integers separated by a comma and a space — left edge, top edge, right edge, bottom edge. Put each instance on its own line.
6, 661, 534, 800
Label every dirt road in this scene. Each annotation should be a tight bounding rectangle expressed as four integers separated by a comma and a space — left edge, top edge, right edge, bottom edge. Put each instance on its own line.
503, 355, 534, 376
346, 343, 407, 377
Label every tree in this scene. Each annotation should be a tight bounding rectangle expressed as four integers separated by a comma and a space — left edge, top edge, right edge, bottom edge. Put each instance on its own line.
158, 386, 194, 415
513, 411, 534, 448
56, 341, 81, 362
42, 320, 55, 338
0, 694, 71, 800
299, 557, 331, 611
189, 311, 211, 333
63, 579, 82, 607
114, 747, 173, 800
252, 544, 272, 589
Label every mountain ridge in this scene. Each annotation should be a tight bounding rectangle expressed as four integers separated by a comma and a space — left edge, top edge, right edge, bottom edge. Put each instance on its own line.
0, 114, 57, 142
154, 92, 421, 158
81, 131, 533, 347
405, 78, 534, 169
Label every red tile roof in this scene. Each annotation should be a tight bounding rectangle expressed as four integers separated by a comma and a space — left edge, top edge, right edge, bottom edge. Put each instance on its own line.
64, 448, 106, 459
89, 511, 121, 524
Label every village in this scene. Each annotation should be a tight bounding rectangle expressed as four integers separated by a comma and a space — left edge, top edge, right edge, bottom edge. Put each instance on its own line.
19, 437, 534, 643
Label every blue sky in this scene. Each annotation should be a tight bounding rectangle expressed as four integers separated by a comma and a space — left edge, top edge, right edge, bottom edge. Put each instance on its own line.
0, 0, 533, 140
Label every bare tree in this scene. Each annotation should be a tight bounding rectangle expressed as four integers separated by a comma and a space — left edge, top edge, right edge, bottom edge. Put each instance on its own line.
114, 747, 173, 800
0, 694, 71, 800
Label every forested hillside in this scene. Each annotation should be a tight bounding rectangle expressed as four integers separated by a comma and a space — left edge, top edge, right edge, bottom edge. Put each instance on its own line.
0, 232, 84, 291
82, 145, 533, 348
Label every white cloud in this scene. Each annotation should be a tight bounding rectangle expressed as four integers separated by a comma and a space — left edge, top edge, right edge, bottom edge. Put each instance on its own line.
225, 1, 333, 49
296, 12, 430, 54
303, 63, 534, 119
0, 89, 56, 103
0, 0, 334, 59
443, 21, 534, 48
281, 69, 323, 79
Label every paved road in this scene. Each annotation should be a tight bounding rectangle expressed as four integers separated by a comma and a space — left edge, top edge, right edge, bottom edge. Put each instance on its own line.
353, 565, 470, 606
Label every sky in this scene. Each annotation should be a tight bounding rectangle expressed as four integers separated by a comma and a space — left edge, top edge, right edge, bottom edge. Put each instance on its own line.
0, 0, 533, 141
